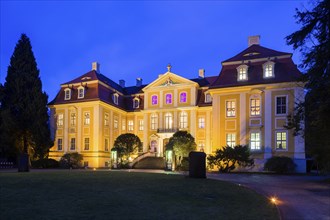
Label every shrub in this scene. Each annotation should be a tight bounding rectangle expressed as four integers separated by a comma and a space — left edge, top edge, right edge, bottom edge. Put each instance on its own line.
264, 156, 296, 173
59, 152, 83, 169
207, 145, 254, 173
176, 157, 189, 171
31, 158, 59, 168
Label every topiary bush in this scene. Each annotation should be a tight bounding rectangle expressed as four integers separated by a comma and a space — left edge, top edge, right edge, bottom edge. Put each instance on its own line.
31, 158, 59, 168
264, 156, 296, 173
59, 152, 83, 169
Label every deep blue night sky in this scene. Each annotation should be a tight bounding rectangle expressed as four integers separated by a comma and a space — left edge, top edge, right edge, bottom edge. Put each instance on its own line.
0, 1, 311, 101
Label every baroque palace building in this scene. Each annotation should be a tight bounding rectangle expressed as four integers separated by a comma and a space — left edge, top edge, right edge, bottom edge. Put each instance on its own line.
48, 36, 306, 172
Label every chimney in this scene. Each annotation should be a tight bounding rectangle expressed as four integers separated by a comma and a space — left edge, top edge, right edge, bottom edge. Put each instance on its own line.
248, 35, 260, 47
136, 78, 142, 87
199, 69, 205, 78
119, 80, 125, 88
92, 62, 100, 73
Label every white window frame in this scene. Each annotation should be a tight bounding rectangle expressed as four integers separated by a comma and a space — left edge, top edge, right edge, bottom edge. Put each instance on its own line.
64, 88, 71, 100
226, 100, 236, 118
57, 138, 63, 151
165, 93, 172, 105
164, 113, 173, 129
113, 93, 119, 105
70, 138, 76, 151
133, 98, 139, 109
250, 97, 261, 117
275, 95, 288, 116
77, 86, 85, 99
198, 116, 205, 129
226, 133, 236, 147
70, 112, 76, 126
250, 131, 261, 151
84, 112, 90, 126
139, 120, 144, 131
128, 120, 134, 131
57, 114, 64, 127
151, 95, 158, 105
275, 130, 288, 151
114, 117, 118, 129
179, 111, 188, 129
104, 113, 109, 126
205, 92, 212, 103
122, 119, 126, 130
236, 65, 248, 81
179, 92, 187, 103
84, 137, 90, 151
263, 61, 275, 78
151, 113, 158, 130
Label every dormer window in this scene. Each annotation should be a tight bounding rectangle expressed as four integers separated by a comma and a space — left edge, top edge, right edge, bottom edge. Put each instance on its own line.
237, 65, 248, 81
64, 88, 71, 100
113, 93, 119, 105
263, 61, 275, 78
205, 92, 212, 103
133, 98, 139, 109
78, 86, 85, 99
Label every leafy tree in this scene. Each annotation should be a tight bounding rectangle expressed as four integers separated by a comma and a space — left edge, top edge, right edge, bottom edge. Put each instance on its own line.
0, 34, 52, 170
207, 145, 254, 173
166, 130, 196, 165
59, 152, 83, 169
113, 133, 142, 163
286, 0, 330, 171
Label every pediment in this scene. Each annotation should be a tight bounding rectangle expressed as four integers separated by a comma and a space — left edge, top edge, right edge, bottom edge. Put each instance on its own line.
143, 71, 198, 91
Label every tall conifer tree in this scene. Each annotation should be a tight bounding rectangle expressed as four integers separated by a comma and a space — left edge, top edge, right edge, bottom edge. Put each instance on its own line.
1, 34, 52, 170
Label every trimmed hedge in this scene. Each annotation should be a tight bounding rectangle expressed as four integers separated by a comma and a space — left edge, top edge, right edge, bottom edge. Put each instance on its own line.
264, 156, 296, 173
31, 158, 59, 168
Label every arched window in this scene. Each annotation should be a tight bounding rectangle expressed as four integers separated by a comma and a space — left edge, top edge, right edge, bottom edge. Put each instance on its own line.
263, 61, 275, 78
180, 92, 187, 103
133, 98, 139, 108
165, 93, 172, 104
205, 92, 212, 103
78, 86, 85, 99
64, 88, 71, 100
236, 65, 248, 81
179, 111, 188, 129
164, 113, 173, 129
113, 93, 119, 105
151, 95, 158, 105
150, 113, 158, 130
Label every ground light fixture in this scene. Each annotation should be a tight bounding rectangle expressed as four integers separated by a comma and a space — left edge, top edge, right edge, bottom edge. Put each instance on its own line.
270, 196, 278, 205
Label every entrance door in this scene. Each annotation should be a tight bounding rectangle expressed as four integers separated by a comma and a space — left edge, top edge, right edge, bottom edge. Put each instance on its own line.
150, 140, 157, 153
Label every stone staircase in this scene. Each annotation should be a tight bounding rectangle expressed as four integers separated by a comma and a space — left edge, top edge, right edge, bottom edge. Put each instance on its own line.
132, 156, 165, 169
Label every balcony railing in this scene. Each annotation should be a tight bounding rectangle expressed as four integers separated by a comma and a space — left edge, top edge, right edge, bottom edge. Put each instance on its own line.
157, 128, 179, 133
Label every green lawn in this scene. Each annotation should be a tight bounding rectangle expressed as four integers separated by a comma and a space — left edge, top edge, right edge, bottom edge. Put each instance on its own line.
0, 170, 279, 219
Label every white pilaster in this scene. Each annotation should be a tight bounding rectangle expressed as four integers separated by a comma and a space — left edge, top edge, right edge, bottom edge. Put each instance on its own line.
190, 110, 196, 138
294, 87, 305, 159
160, 91, 163, 108
174, 89, 178, 107
191, 87, 196, 106
240, 93, 246, 145
64, 108, 68, 152
93, 105, 100, 153
264, 90, 272, 159
143, 113, 148, 152
206, 110, 211, 154
77, 106, 82, 153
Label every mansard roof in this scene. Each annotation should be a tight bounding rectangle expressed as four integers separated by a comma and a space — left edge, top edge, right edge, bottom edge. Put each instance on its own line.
211, 45, 302, 89
222, 44, 291, 63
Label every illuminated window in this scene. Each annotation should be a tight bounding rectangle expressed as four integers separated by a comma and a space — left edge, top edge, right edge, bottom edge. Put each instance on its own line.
276, 96, 287, 115
250, 132, 261, 150
263, 61, 275, 78
164, 113, 173, 129
205, 93, 212, 103
84, 138, 90, 150
70, 138, 76, 151
84, 112, 90, 125
113, 93, 119, 105
104, 113, 109, 126
237, 65, 248, 81
114, 118, 118, 129
78, 87, 85, 99
57, 138, 63, 151
250, 98, 261, 116
198, 117, 205, 129
57, 114, 64, 127
165, 94, 172, 104
105, 138, 109, 151
128, 120, 134, 131
122, 119, 126, 130
64, 88, 71, 100
139, 120, 144, 131
179, 111, 188, 129
226, 101, 236, 117
226, 133, 236, 147
276, 131, 287, 150
180, 92, 187, 103
151, 95, 158, 105
151, 113, 158, 130
70, 113, 76, 126
133, 99, 139, 108
198, 141, 205, 151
